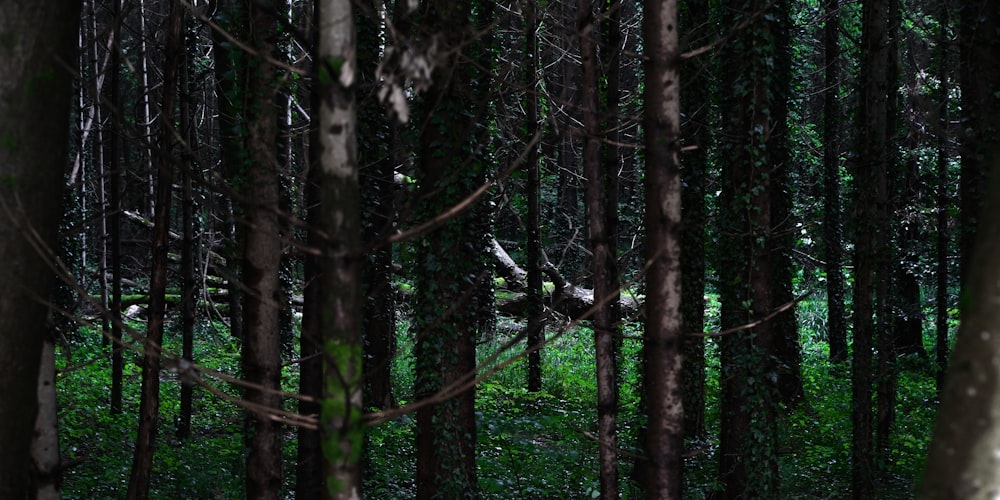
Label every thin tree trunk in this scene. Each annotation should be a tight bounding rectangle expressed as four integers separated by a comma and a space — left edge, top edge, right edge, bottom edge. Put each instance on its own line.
525, 0, 544, 393
934, 1, 951, 390
680, 0, 710, 441
31, 330, 61, 500
297, 113, 323, 499
126, 2, 183, 498
823, 0, 847, 364
578, 0, 617, 495
177, 14, 197, 440
107, 0, 125, 415
211, 0, 247, 341
642, 0, 684, 494
358, 0, 396, 411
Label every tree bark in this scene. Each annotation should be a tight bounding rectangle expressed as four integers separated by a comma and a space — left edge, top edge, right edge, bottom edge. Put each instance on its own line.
680, 0, 710, 440
823, 0, 847, 364
919, 144, 1000, 498
240, 2, 284, 498
578, 0, 618, 496
127, 2, 183, 498
717, 0, 783, 496
31, 331, 61, 500
525, 0, 544, 393
0, 0, 79, 477
642, 0, 684, 495
412, 1, 490, 497
314, 0, 365, 497
852, 0, 890, 494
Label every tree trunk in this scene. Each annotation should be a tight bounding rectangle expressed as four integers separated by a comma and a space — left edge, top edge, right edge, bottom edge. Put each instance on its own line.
211, 0, 248, 341
717, 0, 783, 496
177, 14, 197, 440
0, 0, 79, 466
934, 1, 951, 390
681, 0, 711, 440
31, 331, 61, 500
641, 0, 684, 495
957, 0, 997, 295
919, 144, 1000, 497
852, 0, 890, 494
525, 0, 544, 393
358, 0, 396, 412
127, 2, 183, 498
578, 0, 618, 496
768, 4, 804, 407
107, 0, 126, 415
314, 0, 365, 497
823, 0, 847, 364
241, 2, 284, 498
412, 1, 490, 497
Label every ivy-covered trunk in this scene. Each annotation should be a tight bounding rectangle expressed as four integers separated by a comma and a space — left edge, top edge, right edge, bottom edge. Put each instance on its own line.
412, 1, 492, 497
716, 0, 785, 496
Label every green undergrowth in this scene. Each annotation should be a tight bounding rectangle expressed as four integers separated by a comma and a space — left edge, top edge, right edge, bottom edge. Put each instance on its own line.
58, 293, 941, 498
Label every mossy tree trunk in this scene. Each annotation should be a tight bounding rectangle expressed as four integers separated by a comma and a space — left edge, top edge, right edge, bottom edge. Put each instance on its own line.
315, 0, 364, 497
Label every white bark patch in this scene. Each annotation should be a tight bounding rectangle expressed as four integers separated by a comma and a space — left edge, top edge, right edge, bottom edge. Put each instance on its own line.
320, 103, 356, 178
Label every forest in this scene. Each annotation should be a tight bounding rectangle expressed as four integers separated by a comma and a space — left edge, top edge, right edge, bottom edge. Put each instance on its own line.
1, 0, 999, 498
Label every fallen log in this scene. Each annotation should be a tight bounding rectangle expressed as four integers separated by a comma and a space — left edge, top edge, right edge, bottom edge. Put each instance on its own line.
490, 239, 640, 320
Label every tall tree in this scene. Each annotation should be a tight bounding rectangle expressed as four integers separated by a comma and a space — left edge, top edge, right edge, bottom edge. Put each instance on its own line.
933, 0, 952, 389
105, 0, 126, 414
919, 145, 1000, 498
578, 0, 618, 495
852, 0, 891, 493
716, 0, 785, 495
768, 0, 803, 406
0, 4, 80, 496
358, 1, 396, 411
240, 1, 284, 497
412, 1, 492, 497
126, 1, 184, 498
642, 0, 684, 495
680, 0, 711, 439
211, 0, 248, 341
957, 0, 999, 292
314, 0, 365, 496
823, 0, 848, 364
524, 0, 544, 393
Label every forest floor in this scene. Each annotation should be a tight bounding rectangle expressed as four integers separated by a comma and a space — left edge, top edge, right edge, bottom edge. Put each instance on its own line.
57, 293, 939, 498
